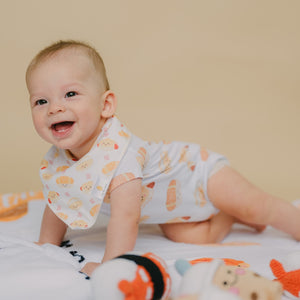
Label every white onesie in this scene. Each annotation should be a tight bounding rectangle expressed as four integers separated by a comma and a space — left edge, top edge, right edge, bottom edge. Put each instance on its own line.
101, 135, 229, 224
40, 116, 229, 228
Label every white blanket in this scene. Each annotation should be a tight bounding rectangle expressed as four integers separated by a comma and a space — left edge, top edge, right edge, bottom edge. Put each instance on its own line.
0, 198, 299, 299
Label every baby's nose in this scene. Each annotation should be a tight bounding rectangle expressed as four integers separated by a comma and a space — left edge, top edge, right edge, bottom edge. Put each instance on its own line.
48, 102, 66, 115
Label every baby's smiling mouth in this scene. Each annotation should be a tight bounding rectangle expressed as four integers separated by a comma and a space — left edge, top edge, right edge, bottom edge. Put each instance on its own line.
51, 121, 75, 132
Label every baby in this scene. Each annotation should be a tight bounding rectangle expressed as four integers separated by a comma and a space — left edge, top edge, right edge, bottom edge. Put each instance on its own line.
26, 40, 300, 276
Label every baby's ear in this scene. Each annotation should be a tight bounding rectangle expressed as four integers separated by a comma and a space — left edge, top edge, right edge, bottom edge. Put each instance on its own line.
101, 91, 117, 118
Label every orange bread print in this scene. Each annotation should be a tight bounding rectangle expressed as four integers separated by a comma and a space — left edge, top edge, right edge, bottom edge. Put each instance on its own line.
200, 148, 209, 161
194, 184, 206, 207
48, 191, 60, 204
57, 212, 68, 221
90, 204, 101, 217
136, 147, 148, 169
42, 173, 53, 180
102, 161, 118, 175
159, 151, 172, 174
80, 181, 93, 193
70, 220, 88, 228
118, 130, 129, 138
56, 165, 70, 172
40, 159, 48, 170
68, 198, 83, 210
76, 158, 93, 171
109, 172, 136, 192
139, 215, 150, 223
166, 180, 182, 211
166, 216, 191, 223
179, 145, 189, 163
141, 182, 155, 208
56, 176, 74, 187
97, 138, 119, 151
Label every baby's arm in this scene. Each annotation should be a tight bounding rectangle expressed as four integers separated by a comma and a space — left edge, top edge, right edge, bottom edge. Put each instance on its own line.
81, 179, 142, 276
102, 178, 142, 262
37, 205, 67, 245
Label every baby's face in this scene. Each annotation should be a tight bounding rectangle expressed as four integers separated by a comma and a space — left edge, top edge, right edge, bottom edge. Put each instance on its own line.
27, 48, 107, 159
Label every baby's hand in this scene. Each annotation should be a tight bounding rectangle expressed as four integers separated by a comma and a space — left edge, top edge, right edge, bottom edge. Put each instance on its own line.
80, 262, 101, 277
34, 241, 44, 246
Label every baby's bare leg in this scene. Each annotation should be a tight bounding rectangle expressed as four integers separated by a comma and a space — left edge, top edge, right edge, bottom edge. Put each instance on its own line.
159, 211, 235, 244
207, 166, 300, 240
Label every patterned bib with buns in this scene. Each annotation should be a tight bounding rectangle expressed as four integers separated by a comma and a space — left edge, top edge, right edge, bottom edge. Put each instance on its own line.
40, 116, 131, 229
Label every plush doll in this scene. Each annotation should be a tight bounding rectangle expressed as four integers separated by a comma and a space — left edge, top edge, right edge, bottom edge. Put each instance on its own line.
270, 251, 300, 299
174, 258, 283, 300
91, 252, 171, 300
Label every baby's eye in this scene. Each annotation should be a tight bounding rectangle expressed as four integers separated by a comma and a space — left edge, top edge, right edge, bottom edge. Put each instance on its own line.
65, 91, 77, 98
35, 99, 48, 106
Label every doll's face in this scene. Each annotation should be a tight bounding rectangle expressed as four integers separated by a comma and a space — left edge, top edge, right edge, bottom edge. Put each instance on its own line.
213, 265, 282, 300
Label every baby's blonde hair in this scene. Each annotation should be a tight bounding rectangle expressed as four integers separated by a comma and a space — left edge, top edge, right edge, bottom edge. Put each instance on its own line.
26, 40, 110, 91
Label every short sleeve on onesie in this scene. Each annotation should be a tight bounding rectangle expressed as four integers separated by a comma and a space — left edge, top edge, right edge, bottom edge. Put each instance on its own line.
108, 139, 144, 192
100, 135, 145, 215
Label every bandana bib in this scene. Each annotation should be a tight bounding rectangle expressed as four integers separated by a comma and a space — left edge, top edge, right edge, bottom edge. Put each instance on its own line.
40, 116, 131, 229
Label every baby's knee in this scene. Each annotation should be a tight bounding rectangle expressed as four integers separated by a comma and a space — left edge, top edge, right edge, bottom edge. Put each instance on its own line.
159, 223, 186, 243
239, 198, 270, 225
159, 222, 210, 244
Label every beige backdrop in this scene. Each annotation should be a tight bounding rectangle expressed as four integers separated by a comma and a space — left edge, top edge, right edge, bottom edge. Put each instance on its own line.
0, 0, 299, 200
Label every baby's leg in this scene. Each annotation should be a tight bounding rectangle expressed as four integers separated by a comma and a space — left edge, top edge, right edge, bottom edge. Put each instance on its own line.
159, 211, 235, 244
207, 165, 300, 240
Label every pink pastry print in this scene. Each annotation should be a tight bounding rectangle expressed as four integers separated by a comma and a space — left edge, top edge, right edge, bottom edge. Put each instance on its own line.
166, 180, 182, 211
194, 183, 206, 207
56, 176, 74, 188
159, 151, 172, 174
141, 182, 155, 208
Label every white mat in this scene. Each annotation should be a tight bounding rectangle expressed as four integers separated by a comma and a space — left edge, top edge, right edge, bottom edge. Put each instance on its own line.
0, 199, 299, 299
